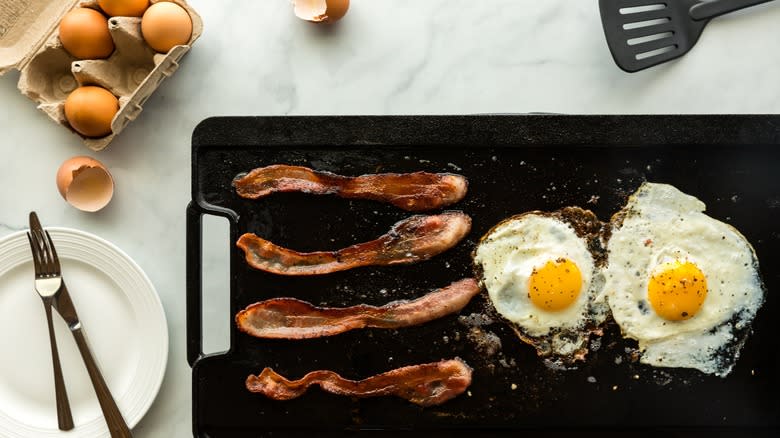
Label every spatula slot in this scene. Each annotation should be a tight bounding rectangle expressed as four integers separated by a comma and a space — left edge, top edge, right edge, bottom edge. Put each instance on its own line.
622, 6, 671, 24
623, 17, 670, 30
624, 21, 675, 39
635, 45, 676, 60
619, 4, 667, 15
628, 31, 674, 46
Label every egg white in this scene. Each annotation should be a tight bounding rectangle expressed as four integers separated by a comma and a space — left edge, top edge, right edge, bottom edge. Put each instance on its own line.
475, 213, 608, 356
605, 183, 764, 376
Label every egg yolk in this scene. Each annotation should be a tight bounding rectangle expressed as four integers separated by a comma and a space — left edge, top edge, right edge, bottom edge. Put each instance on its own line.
647, 261, 708, 321
528, 258, 582, 312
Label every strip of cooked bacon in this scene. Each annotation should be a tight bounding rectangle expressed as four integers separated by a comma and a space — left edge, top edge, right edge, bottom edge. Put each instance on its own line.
237, 211, 471, 276
233, 165, 468, 212
246, 358, 472, 407
236, 278, 480, 339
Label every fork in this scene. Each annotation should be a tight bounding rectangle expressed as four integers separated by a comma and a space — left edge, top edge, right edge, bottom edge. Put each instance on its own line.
29, 213, 133, 438
28, 213, 74, 431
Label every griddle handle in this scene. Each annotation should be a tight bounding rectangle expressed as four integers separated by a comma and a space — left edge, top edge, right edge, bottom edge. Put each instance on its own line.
186, 202, 204, 366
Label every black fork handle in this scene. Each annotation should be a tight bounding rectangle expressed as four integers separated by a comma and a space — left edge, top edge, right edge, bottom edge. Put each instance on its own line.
690, 0, 775, 20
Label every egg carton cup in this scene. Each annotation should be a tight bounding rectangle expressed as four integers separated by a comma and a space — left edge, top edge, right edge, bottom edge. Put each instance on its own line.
0, 0, 202, 151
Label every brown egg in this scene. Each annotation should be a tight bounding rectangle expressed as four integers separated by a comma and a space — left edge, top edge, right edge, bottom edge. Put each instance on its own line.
59, 8, 115, 59
64, 86, 119, 138
141, 2, 193, 53
98, 0, 150, 17
293, 0, 350, 23
56, 156, 115, 212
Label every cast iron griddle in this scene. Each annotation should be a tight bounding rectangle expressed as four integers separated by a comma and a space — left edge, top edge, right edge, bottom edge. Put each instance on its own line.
188, 115, 780, 437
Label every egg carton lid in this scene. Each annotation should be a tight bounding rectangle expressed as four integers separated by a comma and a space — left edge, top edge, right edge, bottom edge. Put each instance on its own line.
0, 0, 81, 74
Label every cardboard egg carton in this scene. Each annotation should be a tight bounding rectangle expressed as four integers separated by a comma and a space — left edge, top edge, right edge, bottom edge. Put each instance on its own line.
0, 0, 202, 150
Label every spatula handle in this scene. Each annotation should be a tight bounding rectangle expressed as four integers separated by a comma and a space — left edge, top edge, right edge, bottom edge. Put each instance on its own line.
690, 0, 774, 20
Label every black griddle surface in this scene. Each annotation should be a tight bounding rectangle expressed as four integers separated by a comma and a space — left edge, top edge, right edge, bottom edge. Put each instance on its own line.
188, 115, 780, 437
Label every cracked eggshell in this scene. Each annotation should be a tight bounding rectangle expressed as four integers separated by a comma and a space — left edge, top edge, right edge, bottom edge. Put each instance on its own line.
56, 156, 115, 212
293, 0, 350, 23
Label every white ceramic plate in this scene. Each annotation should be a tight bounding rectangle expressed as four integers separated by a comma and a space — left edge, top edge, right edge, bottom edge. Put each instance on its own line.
0, 228, 168, 437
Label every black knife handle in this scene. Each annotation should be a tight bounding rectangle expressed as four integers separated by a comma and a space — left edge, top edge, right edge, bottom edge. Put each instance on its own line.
690, 0, 775, 20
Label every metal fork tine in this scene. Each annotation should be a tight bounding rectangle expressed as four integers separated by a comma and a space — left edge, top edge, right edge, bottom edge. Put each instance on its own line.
33, 230, 48, 276
29, 213, 48, 274
27, 232, 42, 275
35, 230, 51, 276
43, 231, 55, 275
45, 231, 61, 273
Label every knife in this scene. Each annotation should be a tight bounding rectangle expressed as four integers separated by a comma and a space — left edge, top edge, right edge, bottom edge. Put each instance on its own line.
34, 217, 133, 438
52, 281, 133, 437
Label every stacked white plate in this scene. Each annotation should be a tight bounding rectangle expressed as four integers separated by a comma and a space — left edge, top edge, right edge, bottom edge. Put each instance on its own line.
0, 228, 167, 437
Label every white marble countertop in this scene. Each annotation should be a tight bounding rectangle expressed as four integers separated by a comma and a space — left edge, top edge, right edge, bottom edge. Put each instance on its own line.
1, 0, 779, 436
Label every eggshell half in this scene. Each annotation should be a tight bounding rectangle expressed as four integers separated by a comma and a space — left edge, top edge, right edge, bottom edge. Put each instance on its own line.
293, 0, 350, 23
56, 157, 115, 212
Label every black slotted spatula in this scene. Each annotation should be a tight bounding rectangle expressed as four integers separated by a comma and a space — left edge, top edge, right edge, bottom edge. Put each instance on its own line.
600, 0, 775, 72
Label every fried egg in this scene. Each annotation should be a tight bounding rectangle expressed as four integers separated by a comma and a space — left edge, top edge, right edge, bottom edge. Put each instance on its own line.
605, 183, 765, 377
474, 208, 609, 365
